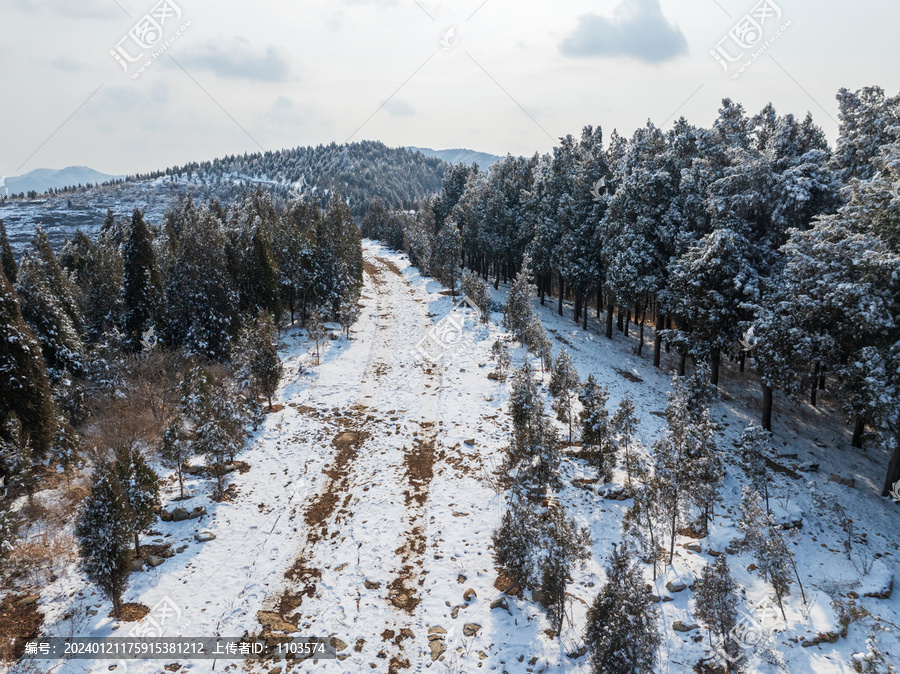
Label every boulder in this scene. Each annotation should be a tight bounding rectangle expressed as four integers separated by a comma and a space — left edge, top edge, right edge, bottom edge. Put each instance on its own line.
673, 621, 699, 633
665, 580, 687, 593
146, 555, 166, 568
429, 638, 446, 662
330, 637, 347, 652
648, 594, 661, 603
463, 588, 477, 602
490, 597, 510, 613
194, 532, 216, 542
462, 623, 481, 637
188, 507, 206, 520
130, 559, 145, 573
159, 510, 173, 522
685, 543, 702, 554
171, 508, 191, 522
464, 439, 476, 447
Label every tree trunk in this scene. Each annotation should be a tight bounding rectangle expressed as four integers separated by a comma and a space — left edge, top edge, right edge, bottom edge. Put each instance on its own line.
582, 299, 588, 330
852, 416, 866, 449
665, 317, 672, 352
574, 294, 581, 324
617, 309, 624, 332
762, 384, 773, 432
678, 352, 687, 377
881, 433, 900, 497
819, 366, 827, 391
638, 316, 645, 357
597, 291, 602, 318
739, 351, 746, 373
558, 274, 564, 316
710, 348, 720, 387
134, 531, 141, 558
606, 302, 614, 339
540, 274, 546, 305
810, 364, 819, 407
654, 314, 664, 367
624, 309, 630, 338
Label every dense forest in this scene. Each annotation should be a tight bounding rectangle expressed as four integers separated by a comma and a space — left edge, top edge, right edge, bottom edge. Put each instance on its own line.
362, 85, 900, 497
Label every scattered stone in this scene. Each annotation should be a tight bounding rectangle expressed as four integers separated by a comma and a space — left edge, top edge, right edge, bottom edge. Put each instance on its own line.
159, 510, 172, 522
171, 508, 191, 522
257, 612, 298, 634
776, 451, 799, 460
708, 549, 723, 558
665, 580, 687, 593
464, 439, 476, 447
531, 588, 546, 605
864, 577, 893, 600
490, 597, 510, 613
802, 631, 841, 647
330, 637, 347, 652
184, 465, 205, 476
673, 621, 699, 633
648, 594, 661, 603
848, 591, 859, 599
463, 623, 481, 637
457, 574, 467, 584
566, 645, 588, 659
463, 588, 477, 602
487, 372, 501, 381
747, 564, 758, 572
798, 462, 820, 473
662, 596, 674, 602
364, 580, 381, 590
146, 555, 165, 568
429, 639, 446, 662
130, 559, 145, 573
829, 473, 855, 488
685, 543, 702, 554
450, 606, 461, 619
194, 532, 216, 542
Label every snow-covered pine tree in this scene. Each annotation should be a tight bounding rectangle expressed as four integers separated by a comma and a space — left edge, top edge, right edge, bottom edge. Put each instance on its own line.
76, 463, 132, 618
0, 261, 55, 457
503, 253, 536, 342
0, 220, 17, 284
585, 541, 660, 674
611, 394, 646, 489
161, 419, 192, 500
549, 349, 580, 445
246, 310, 283, 408
114, 445, 160, 557
306, 309, 326, 365
524, 315, 553, 372
492, 497, 541, 593
694, 556, 741, 665
490, 339, 511, 381
738, 423, 772, 513
460, 270, 492, 323
0, 414, 34, 496
338, 287, 361, 339
122, 208, 163, 352
578, 374, 615, 482
431, 220, 462, 295
538, 505, 591, 637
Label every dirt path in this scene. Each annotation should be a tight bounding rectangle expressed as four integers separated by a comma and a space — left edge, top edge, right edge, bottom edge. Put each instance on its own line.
257, 253, 443, 671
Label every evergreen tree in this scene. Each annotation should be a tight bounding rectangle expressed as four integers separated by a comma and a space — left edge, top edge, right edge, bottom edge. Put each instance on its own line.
503, 254, 536, 342
306, 309, 326, 365
338, 287, 361, 339
0, 220, 16, 284
585, 542, 660, 674
76, 463, 132, 618
431, 221, 462, 295
0, 414, 34, 496
0, 260, 55, 457
738, 423, 771, 512
524, 314, 553, 372
578, 374, 615, 482
611, 394, 645, 490
694, 556, 740, 665
492, 498, 541, 593
122, 208, 163, 351
549, 349, 580, 445
160, 418, 192, 500
460, 270, 491, 323
114, 446, 160, 557
539, 505, 591, 637
247, 311, 283, 408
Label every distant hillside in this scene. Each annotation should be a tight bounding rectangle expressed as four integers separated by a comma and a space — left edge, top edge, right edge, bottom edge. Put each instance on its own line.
407, 147, 502, 168
4, 166, 123, 195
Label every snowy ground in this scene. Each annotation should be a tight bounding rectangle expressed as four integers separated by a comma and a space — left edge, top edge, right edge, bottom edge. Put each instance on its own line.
10, 241, 900, 674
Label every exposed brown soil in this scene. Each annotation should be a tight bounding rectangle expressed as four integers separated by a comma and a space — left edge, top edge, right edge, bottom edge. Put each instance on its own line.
0, 593, 43, 662
380, 259, 403, 277
111, 603, 150, 622
304, 430, 369, 542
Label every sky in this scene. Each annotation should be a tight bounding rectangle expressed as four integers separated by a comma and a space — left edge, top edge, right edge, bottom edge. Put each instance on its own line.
0, 0, 897, 177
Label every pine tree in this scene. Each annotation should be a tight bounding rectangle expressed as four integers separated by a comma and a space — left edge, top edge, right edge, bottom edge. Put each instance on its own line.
579, 374, 615, 482
114, 446, 160, 557
490, 339, 511, 381
460, 270, 492, 323
612, 394, 646, 490
306, 309, 326, 365
122, 208, 163, 351
0, 414, 34, 496
0, 220, 16, 284
247, 311, 283, 408
160, 419, 192, 500
738, 423, 771, 512
0, 506, 18, 564
492, 498, 541, 593
0, 261, 55, 457
338, 287, 361, 339
539, 505, 591, 637
76, 463, 132, 618
431, 221, 462, 295
524, 315, 553, 372
585, 542, 660, 674
694, 556, 740, 665
549, 349, 580, 445
503, 254, 536, 342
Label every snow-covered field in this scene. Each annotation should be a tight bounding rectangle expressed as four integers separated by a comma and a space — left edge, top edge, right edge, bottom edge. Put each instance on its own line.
16, 241, 900, 673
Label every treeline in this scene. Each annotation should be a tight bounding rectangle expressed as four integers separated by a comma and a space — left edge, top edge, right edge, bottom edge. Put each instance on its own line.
0, 189, 362, 482
363, 86, 900, 496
